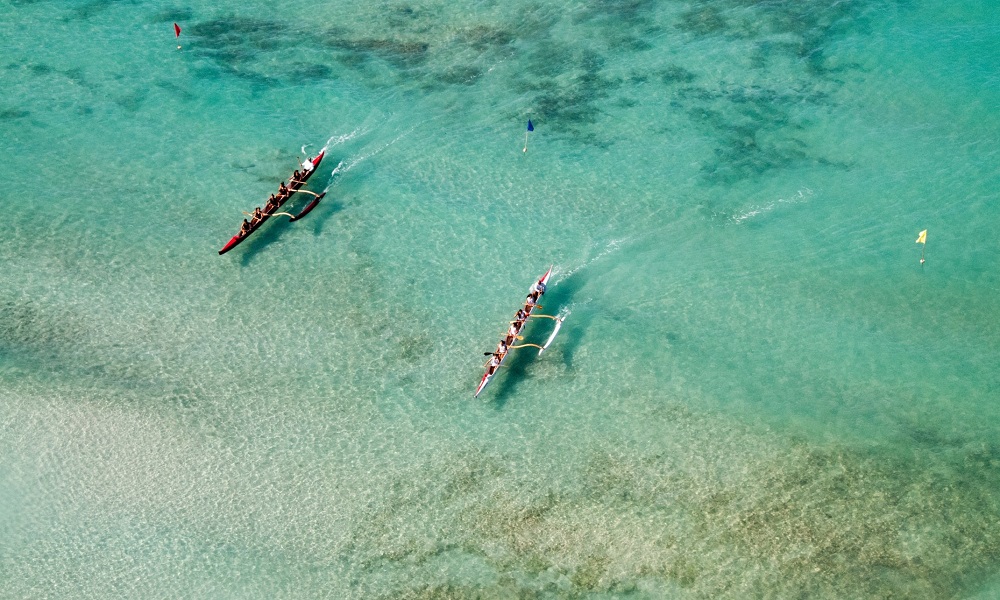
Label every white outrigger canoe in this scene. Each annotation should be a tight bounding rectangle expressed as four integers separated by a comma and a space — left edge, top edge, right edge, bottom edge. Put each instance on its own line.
475, 266, 563, 398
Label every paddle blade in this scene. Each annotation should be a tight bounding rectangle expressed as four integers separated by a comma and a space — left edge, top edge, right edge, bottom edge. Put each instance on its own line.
527, 119, 534, 132
174, 23, 181, 37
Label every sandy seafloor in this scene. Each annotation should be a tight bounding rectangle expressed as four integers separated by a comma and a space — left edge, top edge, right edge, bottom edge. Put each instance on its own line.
2, 0, 1000, 597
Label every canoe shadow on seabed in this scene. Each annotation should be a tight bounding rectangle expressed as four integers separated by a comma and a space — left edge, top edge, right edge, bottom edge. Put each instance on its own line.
489, 269, 588, 410
236, 198, 344, 267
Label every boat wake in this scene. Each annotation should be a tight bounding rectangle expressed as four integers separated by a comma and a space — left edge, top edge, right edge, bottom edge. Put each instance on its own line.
726, 188, 813, 224
322, 127, 364, 152
332, 127, 412, 177
297, 113, 416, 198
296, 126, 366, 163
306, 127, 415, 197
553, 237, 629, 284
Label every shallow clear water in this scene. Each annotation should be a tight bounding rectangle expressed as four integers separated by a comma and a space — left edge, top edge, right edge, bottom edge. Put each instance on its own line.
2, 0, 999, 597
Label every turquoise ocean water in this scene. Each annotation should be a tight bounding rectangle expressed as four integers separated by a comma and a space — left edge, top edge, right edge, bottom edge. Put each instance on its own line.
2, 0, 999, 597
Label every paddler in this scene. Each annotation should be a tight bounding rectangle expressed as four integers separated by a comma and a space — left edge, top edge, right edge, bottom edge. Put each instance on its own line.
486, 353, 501, 375
497, 339, 508, 356
239, 218, 251, 235
526, 280, 546, 305
278, 181, 288, 196
265, 193, 278, 211
302, 157, 314, 172
250, 206, 263, 225
504, 321, 520, 346
291, 169, 303, 184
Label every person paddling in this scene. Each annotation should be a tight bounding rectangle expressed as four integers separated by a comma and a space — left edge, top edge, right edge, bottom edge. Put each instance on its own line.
250, 207, 263, 225
524, 280, 546, 306
239, 218, 251, 235
527, 281, 546, 304
265, 193, 278, 211
278, 181, 288, 196
503, 321, 520, 346
486, 353, 501, 375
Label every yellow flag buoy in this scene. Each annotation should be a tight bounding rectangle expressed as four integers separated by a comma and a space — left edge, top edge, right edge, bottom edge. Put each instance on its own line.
916, 229, 927, 264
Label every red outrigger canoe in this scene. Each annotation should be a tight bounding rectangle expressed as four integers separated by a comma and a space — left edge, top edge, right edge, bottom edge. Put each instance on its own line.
218, 150, 325, 255
475, 266, 553, 398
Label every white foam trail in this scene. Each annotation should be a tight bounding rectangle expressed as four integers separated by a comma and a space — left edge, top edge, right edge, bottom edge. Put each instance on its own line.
323, 125, 367, 151
296, 128, 365, 171
307, 124, 413, 195
303, 122, 384, 192
554, 237, 629, 283
332, 128, 413, 177
299, 123, 375, 156
729, 187, 813, 224
318, 160, 347, 194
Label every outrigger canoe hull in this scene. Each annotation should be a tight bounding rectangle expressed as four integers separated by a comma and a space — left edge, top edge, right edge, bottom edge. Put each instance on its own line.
475, 266, 553, 398
218, 150, 325, 255
289, 193, 326, 222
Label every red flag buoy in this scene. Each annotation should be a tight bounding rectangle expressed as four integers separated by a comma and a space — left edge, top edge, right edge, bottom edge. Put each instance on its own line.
173, 23, 181, 38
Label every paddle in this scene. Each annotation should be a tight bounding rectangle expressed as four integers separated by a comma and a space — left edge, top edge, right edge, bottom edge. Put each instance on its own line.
495, 334, 524, 340
511, 313, 556, 322
483, 340, 523, 357
483, 338, 524, 358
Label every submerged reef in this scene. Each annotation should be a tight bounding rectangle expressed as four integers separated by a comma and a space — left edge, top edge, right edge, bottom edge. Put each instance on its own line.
175, 0, 881, 184
343, 414, 1000, 598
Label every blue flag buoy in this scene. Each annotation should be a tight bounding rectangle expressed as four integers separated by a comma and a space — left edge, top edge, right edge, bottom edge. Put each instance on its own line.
527, 120, 534, 132
523, 119, 534, 153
